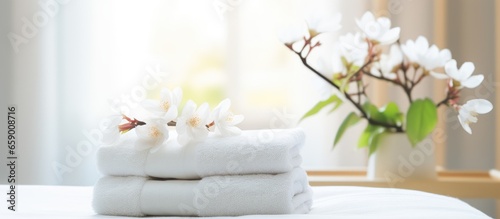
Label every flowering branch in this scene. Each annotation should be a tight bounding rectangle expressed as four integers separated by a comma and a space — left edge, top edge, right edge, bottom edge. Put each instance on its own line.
102, 88, 244, 149
118, 114, 146, 133
281, 11, 493, 152
290, 44, 404, 132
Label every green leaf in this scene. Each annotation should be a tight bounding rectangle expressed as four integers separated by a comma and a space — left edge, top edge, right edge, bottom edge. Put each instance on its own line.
380, 102, 404, 126
341, 56, 349, 67
406, 98, 438, 146
358, 124, 381, 148
300, 95, 342, 122
368, 130, 386, 155
362, 102, 386, 121
349, 65, 360, 74
333, 112, 361, 147
328, 98, 344, 114
340, 73, 354, 92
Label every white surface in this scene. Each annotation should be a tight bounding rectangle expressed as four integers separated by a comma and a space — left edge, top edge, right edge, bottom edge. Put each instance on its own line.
98, 129, 304, 179
0, 185, 490, 219
93, 168, 311, 216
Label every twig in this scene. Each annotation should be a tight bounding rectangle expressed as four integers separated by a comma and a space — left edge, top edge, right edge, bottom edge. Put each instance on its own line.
295, 50, 404, 132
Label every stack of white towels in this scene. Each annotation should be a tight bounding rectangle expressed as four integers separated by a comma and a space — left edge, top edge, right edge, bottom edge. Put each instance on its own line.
93, 128, 313, 217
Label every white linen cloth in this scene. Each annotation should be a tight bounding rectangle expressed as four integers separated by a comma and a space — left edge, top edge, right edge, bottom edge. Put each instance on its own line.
97, 128, 304, 179
92, 168, 312, 217
0, 185, 491, 218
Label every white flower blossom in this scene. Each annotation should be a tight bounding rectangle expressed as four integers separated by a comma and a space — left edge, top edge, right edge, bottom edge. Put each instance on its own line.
176, 100, 210, 145
278, 22, 307, 45
444, 59, 484, 89
356, 11, 400, 45
306, 13, 342, 38
142, 87, 182, 121
212, 99, 244, 136
339, 32, 368, 67
400, 36, 451, 77
370, 44, 402, 80
101, 115, 123, 145
457, 99, 493, 134
134, 119, 169, 152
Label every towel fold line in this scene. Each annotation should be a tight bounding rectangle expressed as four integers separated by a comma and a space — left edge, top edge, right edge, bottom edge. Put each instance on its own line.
97, 128, 305, 179
92, 168, 313, 217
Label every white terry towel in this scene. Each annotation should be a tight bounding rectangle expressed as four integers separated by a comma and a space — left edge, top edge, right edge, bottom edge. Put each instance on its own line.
92, 168, 313, 217
97, 128, 305, 179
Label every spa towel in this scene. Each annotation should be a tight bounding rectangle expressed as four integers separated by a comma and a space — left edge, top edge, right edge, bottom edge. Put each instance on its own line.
92, 168, 313, 217
97, 128, 305, 179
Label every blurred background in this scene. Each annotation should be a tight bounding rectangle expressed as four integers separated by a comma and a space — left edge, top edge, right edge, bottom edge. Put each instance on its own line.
0, 0, 498, 216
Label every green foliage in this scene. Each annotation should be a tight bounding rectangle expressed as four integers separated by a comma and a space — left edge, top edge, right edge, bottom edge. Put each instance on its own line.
406, 98, 438, 146
333, 112, 361, 148
368, 130, 386, 155
300, 95, 343, 122
380, 102, 404, 126
356, 101, 403, 154
339, 56, 362, 92
357, 124, 385, 155
362, 102, 385, 121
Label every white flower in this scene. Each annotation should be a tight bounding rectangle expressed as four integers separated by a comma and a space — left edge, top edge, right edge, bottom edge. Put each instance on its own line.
370, 44, 402, 80
101, 115, 123, 145
142, 87, 182, 121
212, 99, 244, 136
457, 99, 493, 134
339, 32, 368, 67
444, 59, 484, 89
400, 36, 451, 77
306, 13, 342, 38
355, 11, 400, 45
278, 22, 307, 45
176, 100, 210, 145
134, 119, 169, 152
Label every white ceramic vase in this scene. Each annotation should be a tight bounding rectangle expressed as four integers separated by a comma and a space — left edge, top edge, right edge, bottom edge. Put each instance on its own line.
367, 133, 437, 181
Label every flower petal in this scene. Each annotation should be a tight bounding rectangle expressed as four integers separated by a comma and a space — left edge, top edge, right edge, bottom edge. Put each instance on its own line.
459, 62, 475, 80
141, 100, 163, 114
429, 71, 450, 79
164, 106, 178, 121
439, 49, 452, 64
370, 67, 382, 77
278, 22, 307, 44
316, 14, 342, 33
457, 114, 472, 134
401, 40, 416, 62
389, 44, 403, 65
415, 36, 429, 54
176, 117, 187, 134
384, 72, 397, 80
461, 74, 484, 88
467, 99, 493, 114
172, 87, 183, 105
445, 59, 460, 79
191, 126, 209, 140
378, 27, 400, 45
196, 103, 211, 124
377, 17, 391, 30
231, 114, 245, 125
182, 100, 197, 117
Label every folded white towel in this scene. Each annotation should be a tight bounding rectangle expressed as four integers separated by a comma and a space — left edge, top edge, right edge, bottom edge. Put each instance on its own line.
97, 128, 304, 179
92, 168, 313, 217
